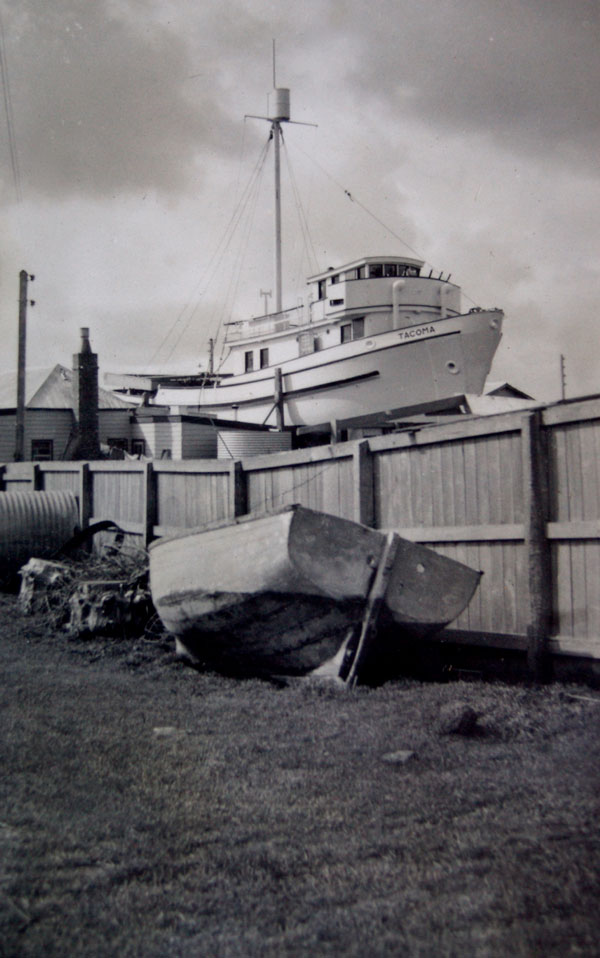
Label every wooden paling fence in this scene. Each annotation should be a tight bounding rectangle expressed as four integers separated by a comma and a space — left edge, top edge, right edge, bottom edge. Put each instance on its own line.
2, 396, 599, 672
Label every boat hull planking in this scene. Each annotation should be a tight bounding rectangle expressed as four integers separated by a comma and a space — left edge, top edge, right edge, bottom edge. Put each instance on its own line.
149, 506, 482, 679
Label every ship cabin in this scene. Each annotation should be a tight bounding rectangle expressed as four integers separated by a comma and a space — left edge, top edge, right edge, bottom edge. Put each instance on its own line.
222, 256, 462, 376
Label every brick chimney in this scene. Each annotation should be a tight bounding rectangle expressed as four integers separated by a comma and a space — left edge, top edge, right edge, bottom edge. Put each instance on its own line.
71, 327, 100, 460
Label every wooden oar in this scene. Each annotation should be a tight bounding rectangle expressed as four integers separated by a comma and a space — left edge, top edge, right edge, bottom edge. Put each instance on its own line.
343, 531, 399, 686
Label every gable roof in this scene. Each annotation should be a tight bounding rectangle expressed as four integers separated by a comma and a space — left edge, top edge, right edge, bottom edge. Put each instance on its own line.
0, 365, 135, 410
483, 381, 535, 400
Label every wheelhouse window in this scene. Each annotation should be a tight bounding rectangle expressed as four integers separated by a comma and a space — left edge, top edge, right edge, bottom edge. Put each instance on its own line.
244, 351, 254, 372
259, 348, 269, 369
317, 279, 326, 300
367, 262, 421, 279
31, 439, 53, 461
341, 318, 365, 343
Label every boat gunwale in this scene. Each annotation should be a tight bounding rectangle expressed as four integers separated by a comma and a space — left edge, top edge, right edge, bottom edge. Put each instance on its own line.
148, 503, 301, 550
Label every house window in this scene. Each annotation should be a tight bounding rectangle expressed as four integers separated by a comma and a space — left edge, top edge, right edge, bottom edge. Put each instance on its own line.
260, 348, 269, 369
131, 439, 146, 457
108, 438, 129, 453
31, 439, 53, 461
244, 351, 254, 372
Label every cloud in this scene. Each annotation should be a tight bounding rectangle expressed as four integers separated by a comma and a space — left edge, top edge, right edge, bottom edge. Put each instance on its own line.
0, 0, 241, 200
334, 0, 600, 174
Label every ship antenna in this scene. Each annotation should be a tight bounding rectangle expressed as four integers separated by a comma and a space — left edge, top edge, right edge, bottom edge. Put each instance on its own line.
245, 43, 316, 314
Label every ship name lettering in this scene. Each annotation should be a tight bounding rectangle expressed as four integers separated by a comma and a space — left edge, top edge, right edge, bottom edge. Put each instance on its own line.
398, 325, 437, 341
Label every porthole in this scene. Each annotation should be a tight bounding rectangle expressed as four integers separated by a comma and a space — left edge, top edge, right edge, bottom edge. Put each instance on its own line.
446, 360, 459, 374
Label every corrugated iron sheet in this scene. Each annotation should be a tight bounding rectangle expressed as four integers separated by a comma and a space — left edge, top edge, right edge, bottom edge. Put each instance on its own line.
0, 490, 79, 581
217, 430, 292, 459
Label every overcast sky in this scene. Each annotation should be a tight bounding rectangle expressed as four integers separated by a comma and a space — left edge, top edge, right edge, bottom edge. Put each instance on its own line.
1, 0, 599, 401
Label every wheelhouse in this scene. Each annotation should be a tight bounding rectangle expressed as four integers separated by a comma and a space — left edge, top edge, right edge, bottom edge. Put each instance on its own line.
222, 255, 462, 375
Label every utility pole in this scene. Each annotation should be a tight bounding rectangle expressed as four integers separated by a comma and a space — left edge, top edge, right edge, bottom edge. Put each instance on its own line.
560, 354, 566, 401
15, 269, 35, 461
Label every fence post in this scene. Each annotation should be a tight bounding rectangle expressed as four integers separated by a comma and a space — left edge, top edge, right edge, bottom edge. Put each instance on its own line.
142, 462, 157, 547
31, 463, 43, 490
353, 440, 374, 527
78, 462, 92, 530
522, 411, 552, 681
228, 460, 247, 519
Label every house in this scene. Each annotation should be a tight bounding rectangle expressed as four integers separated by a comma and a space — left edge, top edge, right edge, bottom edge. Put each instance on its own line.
0, 364, 134, 462
0, 365, 292, 461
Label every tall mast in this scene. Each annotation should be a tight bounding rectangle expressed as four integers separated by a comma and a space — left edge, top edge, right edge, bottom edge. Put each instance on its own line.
272, 40, 283, 313
245, 43, 315, 315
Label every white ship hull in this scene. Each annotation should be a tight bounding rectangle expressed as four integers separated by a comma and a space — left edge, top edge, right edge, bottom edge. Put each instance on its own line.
156, 308, 502, 428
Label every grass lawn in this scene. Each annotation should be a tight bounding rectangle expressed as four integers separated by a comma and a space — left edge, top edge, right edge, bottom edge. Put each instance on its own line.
0, 593, 599, 957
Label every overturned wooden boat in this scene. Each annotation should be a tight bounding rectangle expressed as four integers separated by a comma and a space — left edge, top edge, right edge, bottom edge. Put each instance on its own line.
149, 505, 481, 681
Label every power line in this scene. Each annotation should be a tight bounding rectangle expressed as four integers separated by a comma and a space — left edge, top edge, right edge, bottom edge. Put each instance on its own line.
0, 8, 22, 202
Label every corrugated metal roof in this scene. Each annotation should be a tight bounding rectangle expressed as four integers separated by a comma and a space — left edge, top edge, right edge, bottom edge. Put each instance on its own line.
0, 365, 135, 410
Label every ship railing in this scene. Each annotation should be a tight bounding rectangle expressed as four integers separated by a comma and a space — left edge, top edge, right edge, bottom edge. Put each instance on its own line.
225, 304, 305, 341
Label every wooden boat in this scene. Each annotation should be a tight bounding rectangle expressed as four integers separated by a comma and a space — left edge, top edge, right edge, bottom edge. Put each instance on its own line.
149, 505, 481, 681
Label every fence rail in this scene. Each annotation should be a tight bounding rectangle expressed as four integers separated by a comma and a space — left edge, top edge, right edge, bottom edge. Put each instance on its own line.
2, 396, 600, 669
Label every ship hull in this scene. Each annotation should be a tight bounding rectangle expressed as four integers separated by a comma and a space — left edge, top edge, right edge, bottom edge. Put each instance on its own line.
156, 309, 502, 427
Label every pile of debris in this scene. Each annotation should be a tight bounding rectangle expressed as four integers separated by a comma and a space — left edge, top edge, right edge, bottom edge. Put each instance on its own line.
18, 544, 156, 639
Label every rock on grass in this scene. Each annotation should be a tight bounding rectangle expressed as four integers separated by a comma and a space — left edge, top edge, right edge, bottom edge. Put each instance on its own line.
437, 701, 480, 735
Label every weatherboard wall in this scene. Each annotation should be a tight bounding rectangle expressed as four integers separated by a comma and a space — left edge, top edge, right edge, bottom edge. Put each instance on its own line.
2, 396, 600, 664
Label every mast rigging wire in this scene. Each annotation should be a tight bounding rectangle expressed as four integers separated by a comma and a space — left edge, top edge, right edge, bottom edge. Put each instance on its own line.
147, 134, 271, 367
281, 132, 320, 290
293, 142, 481, 308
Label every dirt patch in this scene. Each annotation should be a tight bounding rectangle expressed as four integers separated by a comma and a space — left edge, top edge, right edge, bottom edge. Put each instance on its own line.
1, 593, 599, 957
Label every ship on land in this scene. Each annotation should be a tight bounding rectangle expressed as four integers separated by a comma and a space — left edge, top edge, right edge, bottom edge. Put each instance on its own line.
109, 67, 503, 433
